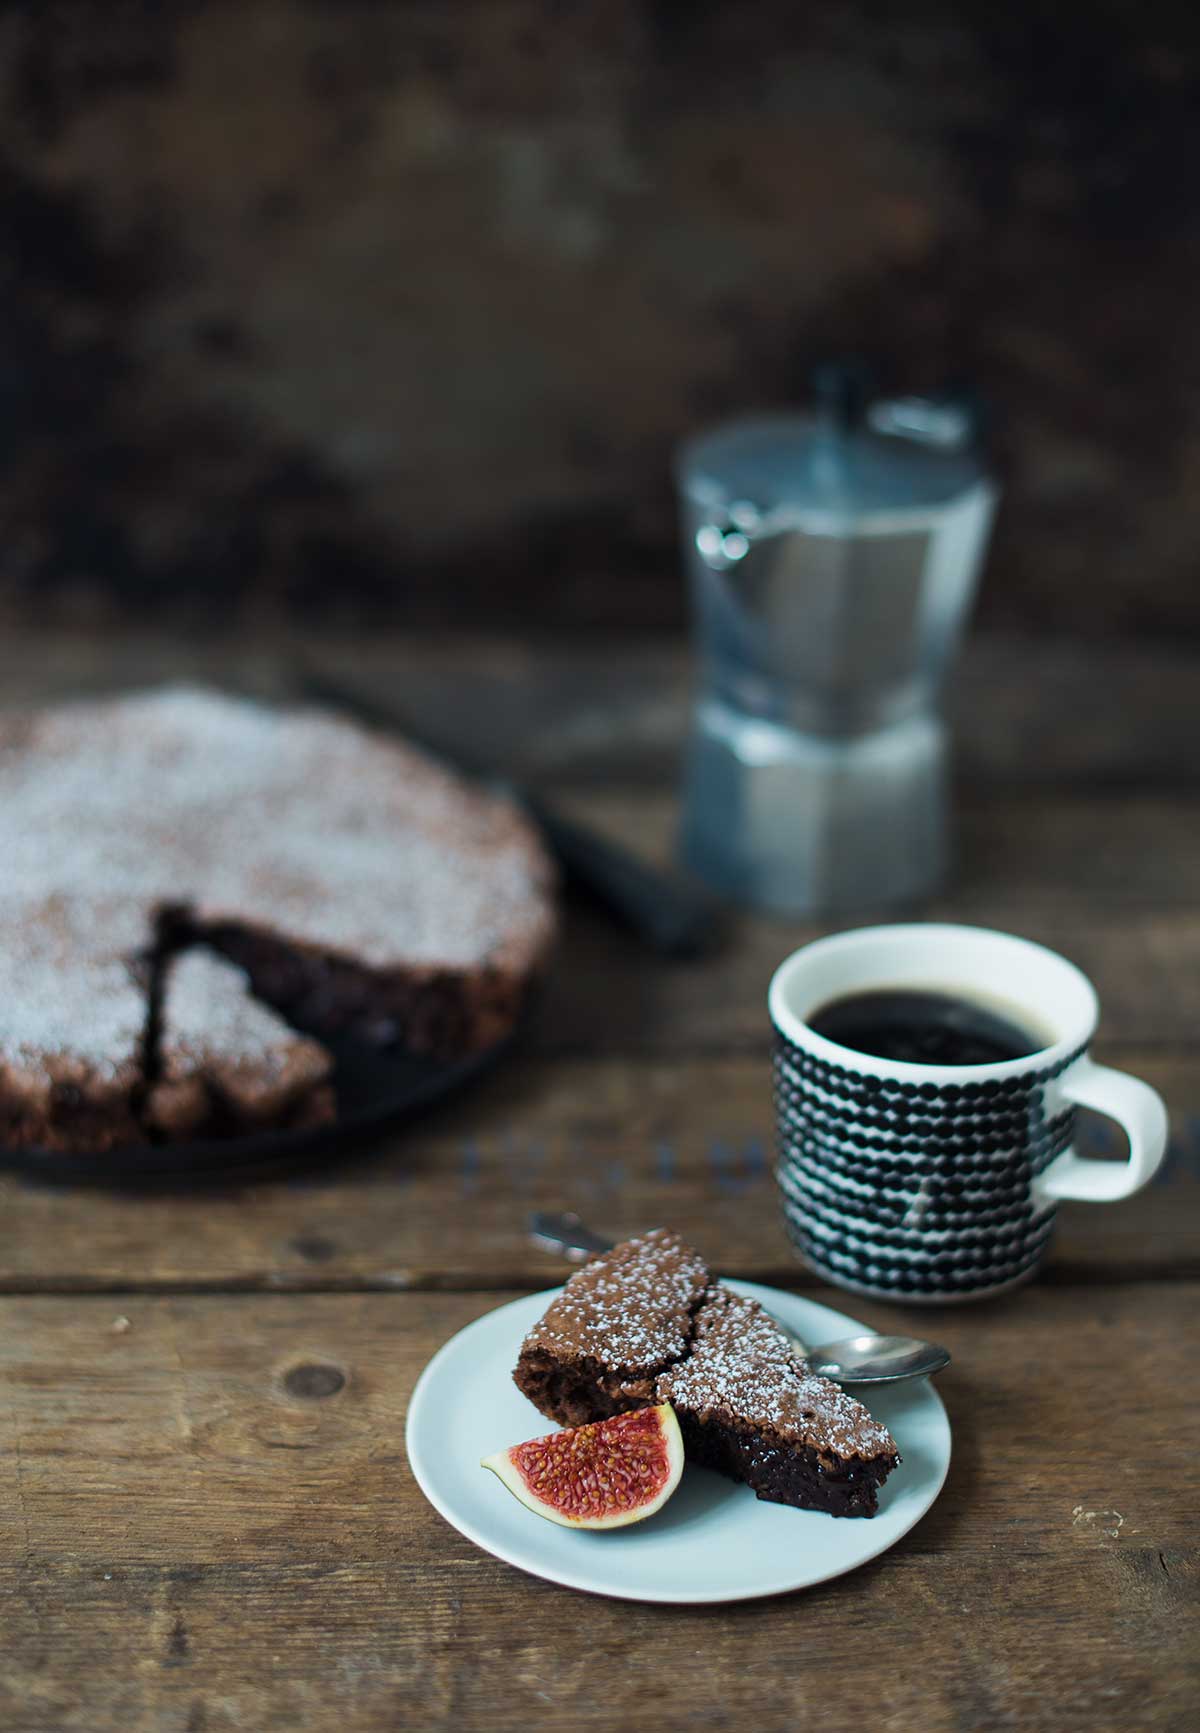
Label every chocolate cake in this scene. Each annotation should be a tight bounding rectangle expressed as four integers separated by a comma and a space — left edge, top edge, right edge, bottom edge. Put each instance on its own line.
657, 1284, 898, 1517
145, 950, 335, 1142
0, 685, 556, 1058
0, 685, 557, 1153
0, 895, 153, 1152
514, 1230, 899, 1517
514, 1229, 712, 1425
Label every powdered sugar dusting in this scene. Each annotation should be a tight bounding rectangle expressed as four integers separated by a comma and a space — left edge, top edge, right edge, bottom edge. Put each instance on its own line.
0, 685, 556, 971
523, 1228, 710, 1375
159, 949, 329, 1080
0, 895, 149, 1080
658, 1286, 897, 1460
519, 1228, 898, 1465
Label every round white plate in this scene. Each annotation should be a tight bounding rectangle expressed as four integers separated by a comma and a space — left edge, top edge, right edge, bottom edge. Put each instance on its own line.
406, 1281, 951, 1604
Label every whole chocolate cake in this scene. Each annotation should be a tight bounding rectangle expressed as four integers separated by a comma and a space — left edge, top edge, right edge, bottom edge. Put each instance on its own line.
0, 686, 556, 1153
514, 1229, 899, 1517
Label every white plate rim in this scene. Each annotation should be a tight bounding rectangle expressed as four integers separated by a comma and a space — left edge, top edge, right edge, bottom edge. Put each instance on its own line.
406, 1280, 951, 1605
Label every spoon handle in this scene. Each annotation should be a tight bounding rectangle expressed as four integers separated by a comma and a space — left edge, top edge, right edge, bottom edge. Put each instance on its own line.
529, 1211, 615, 1262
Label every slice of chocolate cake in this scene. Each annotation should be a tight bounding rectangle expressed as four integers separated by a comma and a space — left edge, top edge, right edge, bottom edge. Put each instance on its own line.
514, 1229, 711, 1426
514, 1230, 900, 1517
656, 1284, 899, 1518
144, 949, 335, 1141
0, 895, 152, 1152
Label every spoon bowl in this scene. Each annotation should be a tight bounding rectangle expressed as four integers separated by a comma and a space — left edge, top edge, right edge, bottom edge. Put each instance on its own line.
803, 1334, 951, 1384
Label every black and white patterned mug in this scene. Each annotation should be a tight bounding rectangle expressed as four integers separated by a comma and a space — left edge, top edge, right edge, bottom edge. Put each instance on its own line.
769, 924, 1168, 1303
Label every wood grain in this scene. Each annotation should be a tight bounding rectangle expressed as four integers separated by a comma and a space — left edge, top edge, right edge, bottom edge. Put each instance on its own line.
3, 1553, 1195, 1733
0, 630, 1196, 1733
0, 1053, 1195, 1291
0, 1289, 1196, 1732
2, 1288, 1196, 1559
1, 630, 1198, 792
554, 788, 1200, 909
541, 902, 1200, 1055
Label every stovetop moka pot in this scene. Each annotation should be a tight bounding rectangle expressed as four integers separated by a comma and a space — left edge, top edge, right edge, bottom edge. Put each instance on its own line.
676, 368, 998, 914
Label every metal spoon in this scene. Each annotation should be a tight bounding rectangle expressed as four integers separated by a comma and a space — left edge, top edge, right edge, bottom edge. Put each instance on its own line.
528, 1212, 951, 1386
802, 1334, 950, 1385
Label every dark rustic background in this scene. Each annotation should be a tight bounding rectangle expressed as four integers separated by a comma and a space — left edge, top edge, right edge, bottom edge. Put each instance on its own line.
2, 1, 1197, 635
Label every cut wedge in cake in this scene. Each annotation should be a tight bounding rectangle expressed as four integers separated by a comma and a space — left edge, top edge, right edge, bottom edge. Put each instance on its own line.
514, 1229, 900, 1517
144, 949, 335, 1142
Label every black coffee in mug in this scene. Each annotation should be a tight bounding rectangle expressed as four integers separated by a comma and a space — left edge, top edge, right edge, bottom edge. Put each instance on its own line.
771, 926, 1168, 1302
807, 988, 1047, 1068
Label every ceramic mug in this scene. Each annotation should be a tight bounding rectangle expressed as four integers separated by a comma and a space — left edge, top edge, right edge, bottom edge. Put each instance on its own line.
769, 923, 1168, 1303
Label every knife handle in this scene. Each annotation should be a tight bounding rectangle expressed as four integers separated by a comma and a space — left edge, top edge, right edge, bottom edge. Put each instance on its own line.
522, 793, 719, 958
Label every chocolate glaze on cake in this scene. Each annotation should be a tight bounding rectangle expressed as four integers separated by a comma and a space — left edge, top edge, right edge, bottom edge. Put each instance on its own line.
514, 1229, 900, 1517
145, 949, 335, 1142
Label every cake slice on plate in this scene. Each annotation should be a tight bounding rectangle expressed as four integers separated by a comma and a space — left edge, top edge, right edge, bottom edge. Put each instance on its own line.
144, 948, 335, 1142
514, 1229, 899, 1517
514, 1228, 710, 1426
656, 1282, 899, 1517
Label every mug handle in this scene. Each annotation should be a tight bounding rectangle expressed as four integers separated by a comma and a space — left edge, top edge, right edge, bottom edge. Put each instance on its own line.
1033, 1057, 1169, 1205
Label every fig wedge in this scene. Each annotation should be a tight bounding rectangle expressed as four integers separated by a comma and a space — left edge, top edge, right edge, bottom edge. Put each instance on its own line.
482, 1403, 684, 1530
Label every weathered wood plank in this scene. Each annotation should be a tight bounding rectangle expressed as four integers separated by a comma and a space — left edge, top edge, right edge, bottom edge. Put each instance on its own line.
0, 1055, 1195, 1290
2, 1552, 1195, 1733
541, 901, 1200, 1054
0, 631, 1193, 1733
0, 1290, 1195, 1731
553, 788, 1200, 909
1, 630, 1197, 792
1, 1288, 1195, 1561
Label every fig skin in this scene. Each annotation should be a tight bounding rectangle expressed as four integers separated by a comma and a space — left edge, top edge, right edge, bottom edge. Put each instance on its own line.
481, 1402, 685, 1530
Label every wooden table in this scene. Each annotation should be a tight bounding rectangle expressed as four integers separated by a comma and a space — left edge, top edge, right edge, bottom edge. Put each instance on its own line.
1, 631, 1197, 1732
